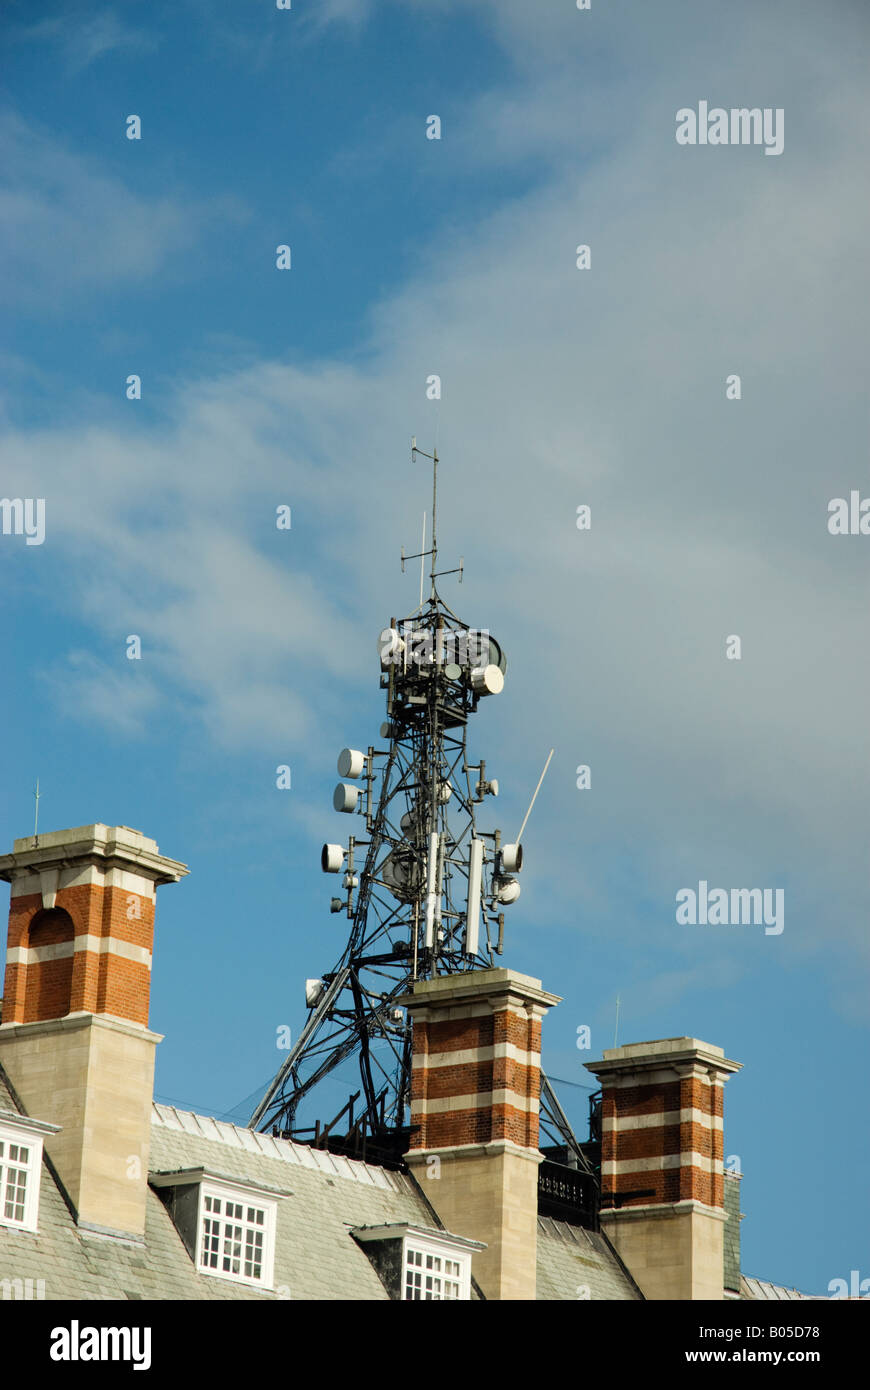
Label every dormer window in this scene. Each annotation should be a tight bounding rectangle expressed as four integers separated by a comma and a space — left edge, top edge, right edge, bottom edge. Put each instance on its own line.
199, 1188, 270, 1284
0, 1110, 59, 1234
150, 1168, 285, 1290
1, 1138, 30, 1225
404, 1242, 465, 1300
352, 1223, 483, 1301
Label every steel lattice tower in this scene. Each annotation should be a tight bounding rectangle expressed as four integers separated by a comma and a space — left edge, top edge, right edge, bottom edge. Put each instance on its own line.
250, 443, 595, 1177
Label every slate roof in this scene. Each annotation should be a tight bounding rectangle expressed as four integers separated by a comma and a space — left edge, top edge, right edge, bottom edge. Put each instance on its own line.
536, 1217, 644, 1300
0, 1075, 434, 1301
0, 1075, 644, 1300
741, 1276, 826, 1301
723, 1170, 741, 1294
149, 1102, 441, 1301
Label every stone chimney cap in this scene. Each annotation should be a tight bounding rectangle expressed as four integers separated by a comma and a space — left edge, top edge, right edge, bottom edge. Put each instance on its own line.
0, 824, 188, 886
586, 1036, 741, 1078
397, 966, 561, 1014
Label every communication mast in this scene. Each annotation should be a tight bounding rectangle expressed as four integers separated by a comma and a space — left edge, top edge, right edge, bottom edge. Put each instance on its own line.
250, 442, 592, 1176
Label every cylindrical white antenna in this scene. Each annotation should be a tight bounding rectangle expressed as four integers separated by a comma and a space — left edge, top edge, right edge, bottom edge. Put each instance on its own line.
465, 838, 484, 956
515, 748, 554, 845
424, 831, 439, 948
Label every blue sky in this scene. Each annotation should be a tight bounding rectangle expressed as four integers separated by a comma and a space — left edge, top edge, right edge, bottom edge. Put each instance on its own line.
1, 0, 868, 1296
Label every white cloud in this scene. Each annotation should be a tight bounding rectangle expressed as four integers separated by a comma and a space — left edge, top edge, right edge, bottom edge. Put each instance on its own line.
303, 0, 373, 30
2, 0, 868, 999
10, 10, 158, 72
0, 112, 241, 308
40, 651, 163, 737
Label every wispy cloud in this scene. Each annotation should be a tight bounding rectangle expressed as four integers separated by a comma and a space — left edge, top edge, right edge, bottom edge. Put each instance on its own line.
40, 651, 163, 737
301, 0, 374, 31
0, 111, 244, 309
10, 10, 158, 73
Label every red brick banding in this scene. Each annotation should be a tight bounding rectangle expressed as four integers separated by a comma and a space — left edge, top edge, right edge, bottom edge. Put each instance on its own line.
599, 1072, 725, 1209
3, 883, 153, 1026
409, 1008, 543, 1150
411, 1056, 537, 1102
413, 1102, 537, 1150
601, 1163, 719, 1207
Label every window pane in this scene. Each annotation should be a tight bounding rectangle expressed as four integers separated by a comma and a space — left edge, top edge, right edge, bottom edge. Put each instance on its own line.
403, 1244, 467, 1301
201, 1217, 220, 1268
199, 1191, 272, 1284
2, 1160, 27, 1223
244, 1226, 264, 1279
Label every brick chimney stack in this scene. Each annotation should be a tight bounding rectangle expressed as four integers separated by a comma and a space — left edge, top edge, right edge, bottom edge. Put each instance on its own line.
400, 967, 560, 1300
0, 824, 187, 1241
586, 1037, 741, 1300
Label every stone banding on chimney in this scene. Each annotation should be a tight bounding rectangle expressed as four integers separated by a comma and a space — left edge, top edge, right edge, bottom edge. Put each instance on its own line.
589, 1038, 737, 1210
405, 972, 555, 1152
409, 1002, 543, 1150
586, 1037, 741, 1300
1, 824, 187, 1028
400, 968, 561, 1301
0, 824, 187, 1241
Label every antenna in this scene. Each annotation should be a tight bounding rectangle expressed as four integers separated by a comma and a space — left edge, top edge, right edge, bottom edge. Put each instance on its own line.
515, 748, 554, 846
431, 443, 437, 595
614, 994, 621, 1048
33, 777, 41, 847
404, 439, 462, 595
250, 445, 591, 1177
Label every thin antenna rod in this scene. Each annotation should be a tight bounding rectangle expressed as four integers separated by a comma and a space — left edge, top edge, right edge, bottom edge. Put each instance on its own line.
408, 439, 459, 595
430, 445, 438, 598
516, 749, 554, 845
419, 512, 426, 608
614, 995, 621, 1048
33, 777, 41, 845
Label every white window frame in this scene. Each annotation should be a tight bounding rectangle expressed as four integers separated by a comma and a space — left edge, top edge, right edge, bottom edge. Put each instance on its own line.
0, 1112, 56, 1235
196, 1179, 278, 1290
402, 1232, 472, 1301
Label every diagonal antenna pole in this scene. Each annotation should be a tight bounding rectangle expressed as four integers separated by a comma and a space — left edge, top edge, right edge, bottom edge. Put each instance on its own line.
516, 749, 554, 845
